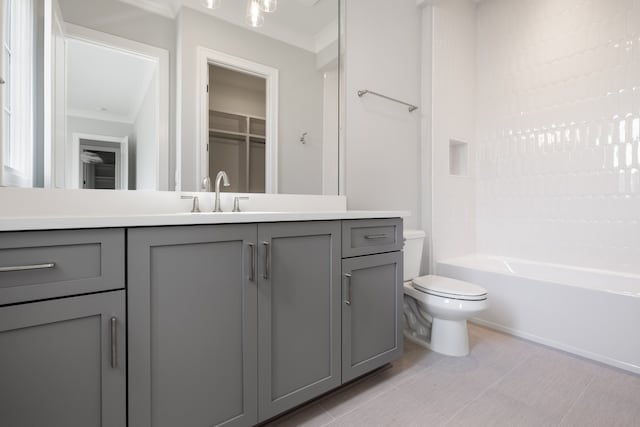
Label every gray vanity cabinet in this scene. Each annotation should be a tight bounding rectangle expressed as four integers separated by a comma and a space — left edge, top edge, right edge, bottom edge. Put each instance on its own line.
257, 221, 341, 421
0, 290, 126, 427
127, 224, 258, 427
341, 219, 403, 383
127, 221, 341, 426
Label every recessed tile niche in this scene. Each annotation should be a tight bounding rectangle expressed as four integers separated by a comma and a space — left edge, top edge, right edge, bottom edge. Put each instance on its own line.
449, 139, 468, 176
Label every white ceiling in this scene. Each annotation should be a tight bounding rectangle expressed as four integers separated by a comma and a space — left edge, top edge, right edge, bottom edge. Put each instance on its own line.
118, 0, 338, 53
66, 38, 157, 123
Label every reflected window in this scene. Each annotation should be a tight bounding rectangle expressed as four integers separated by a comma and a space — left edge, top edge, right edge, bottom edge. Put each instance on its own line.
2, 0, 35, 187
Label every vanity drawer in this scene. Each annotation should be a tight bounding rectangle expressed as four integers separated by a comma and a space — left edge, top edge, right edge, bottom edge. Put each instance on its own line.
0, 229, 125, 305
342, 218, 403, 257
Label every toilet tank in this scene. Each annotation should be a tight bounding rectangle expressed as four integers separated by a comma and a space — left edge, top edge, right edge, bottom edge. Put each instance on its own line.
403, 229, 426, 281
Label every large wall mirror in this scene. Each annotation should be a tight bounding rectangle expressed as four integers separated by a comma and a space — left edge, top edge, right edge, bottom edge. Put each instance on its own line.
0, 0, 340, 195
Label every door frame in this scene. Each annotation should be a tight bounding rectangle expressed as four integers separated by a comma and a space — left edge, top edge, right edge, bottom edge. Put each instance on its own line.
196, 46, 278, 193
72, 132, 128, 189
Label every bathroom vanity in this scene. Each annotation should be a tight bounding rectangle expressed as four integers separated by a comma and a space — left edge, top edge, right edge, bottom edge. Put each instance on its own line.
0, 212, 404, 427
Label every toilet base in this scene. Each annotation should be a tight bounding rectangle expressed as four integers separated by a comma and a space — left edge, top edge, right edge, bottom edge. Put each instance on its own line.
403, 319, 470, 357
430, 318, 470, 357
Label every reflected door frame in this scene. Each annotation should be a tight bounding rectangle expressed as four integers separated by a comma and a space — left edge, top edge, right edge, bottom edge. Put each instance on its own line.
71, 132, 128, 190
196, 46, 279, 193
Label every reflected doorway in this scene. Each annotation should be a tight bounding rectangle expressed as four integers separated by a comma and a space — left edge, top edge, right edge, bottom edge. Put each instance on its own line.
73, 133, 128, 190
208, 65, 266, 193
197, 47, 278, 193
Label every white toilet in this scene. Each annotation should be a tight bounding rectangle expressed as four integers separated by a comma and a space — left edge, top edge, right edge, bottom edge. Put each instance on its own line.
403, 230, 488, 357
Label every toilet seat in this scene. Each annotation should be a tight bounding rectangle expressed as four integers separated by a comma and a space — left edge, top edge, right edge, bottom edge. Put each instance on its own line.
411, 275, 487, 301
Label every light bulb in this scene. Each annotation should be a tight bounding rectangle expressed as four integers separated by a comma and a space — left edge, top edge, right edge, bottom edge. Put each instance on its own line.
259, 0, 277, 13
246, 0, 264, 27
203, 0, 222, 9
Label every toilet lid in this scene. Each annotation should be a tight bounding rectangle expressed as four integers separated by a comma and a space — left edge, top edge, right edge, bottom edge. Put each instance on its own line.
411, 275, 487, 301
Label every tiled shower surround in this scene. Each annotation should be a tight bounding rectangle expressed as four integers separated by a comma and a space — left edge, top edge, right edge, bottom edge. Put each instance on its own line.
475, 0, 640, 274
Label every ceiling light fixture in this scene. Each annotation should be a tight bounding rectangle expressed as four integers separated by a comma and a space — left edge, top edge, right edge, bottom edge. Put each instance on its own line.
258, 0, 277, 13
203, 0, 222, 9
246, 0, 264, 28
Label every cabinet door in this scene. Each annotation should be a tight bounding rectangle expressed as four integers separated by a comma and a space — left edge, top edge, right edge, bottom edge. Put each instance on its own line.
128, 225, 258, 427
257, 221, 341, 421
342, 252, 403, 382
0, 291, 126, 427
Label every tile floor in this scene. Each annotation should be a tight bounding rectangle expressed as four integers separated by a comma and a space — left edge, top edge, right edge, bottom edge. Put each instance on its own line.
265, 324, 640, 427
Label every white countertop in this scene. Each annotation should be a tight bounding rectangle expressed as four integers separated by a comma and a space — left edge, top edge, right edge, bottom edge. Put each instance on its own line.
0, 210, 409, 231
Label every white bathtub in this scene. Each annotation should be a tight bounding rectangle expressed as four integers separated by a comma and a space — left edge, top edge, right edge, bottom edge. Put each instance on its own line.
437, 255, 640, 374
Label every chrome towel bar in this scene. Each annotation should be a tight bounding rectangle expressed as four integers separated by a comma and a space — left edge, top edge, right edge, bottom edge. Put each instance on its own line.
357, 89, 418, 112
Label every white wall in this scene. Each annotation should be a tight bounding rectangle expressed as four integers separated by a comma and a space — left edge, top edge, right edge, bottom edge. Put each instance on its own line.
429, 0, 478, 265
344, 0, 421, 229
133, 74, 158, 190
178, 7, 324, 194
475, 0, 640, 274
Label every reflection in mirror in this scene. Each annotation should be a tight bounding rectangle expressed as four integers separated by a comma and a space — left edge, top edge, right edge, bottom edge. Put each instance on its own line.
0, 0, 340, 194
208, 65, 267, 193
63, 28, 168, 190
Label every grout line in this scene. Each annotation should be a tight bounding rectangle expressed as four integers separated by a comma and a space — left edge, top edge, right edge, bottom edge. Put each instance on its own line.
316, 348, 435, 420
441, 353, 534, 426
317, 407, 337, 427
320, 350, 449, 424
319, 385, 401, 424
557, 375, 596, 426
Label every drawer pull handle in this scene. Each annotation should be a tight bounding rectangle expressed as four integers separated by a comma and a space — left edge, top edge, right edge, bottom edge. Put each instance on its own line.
262, 241, 270, 280
0, 262, 56, 272
248, 243, 256, 282
364, 234, 388, 240
110, 317, 118, 369
344, 273, 352, 306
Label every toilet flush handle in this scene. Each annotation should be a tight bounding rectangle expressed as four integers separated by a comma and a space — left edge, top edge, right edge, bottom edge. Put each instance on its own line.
344, 273, 352, 306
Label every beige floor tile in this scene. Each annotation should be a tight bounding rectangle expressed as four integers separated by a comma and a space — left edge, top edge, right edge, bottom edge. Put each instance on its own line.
445, 390, 558, 427
384, 342, 446, 386
467, 324, 543, 373
325, 386, 444, 427
266, 327, 640, 427
315, 339, 441, 419
264, 403, 334, 427
317, 367, 399, 419
403, 338, 448, 369
490, 348, 596, 421
394, 354, 510, 422
559, 368, 640, 427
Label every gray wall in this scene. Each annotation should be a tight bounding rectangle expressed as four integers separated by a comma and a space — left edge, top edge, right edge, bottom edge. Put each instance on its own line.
178, 7, 324, 194
58, 0, 177, 189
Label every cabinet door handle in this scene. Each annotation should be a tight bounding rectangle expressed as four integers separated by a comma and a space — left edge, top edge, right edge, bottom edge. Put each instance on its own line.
364, 234, 388, 240
110, 317, 118, 369
262, 241, 270, 280
0, 262, 55, 272
248, 243, 256, 282
344, 273, 352, 306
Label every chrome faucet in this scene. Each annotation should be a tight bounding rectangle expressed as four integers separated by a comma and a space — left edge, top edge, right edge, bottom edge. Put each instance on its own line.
201, 176, 212, 192
213, 171, 230, 212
